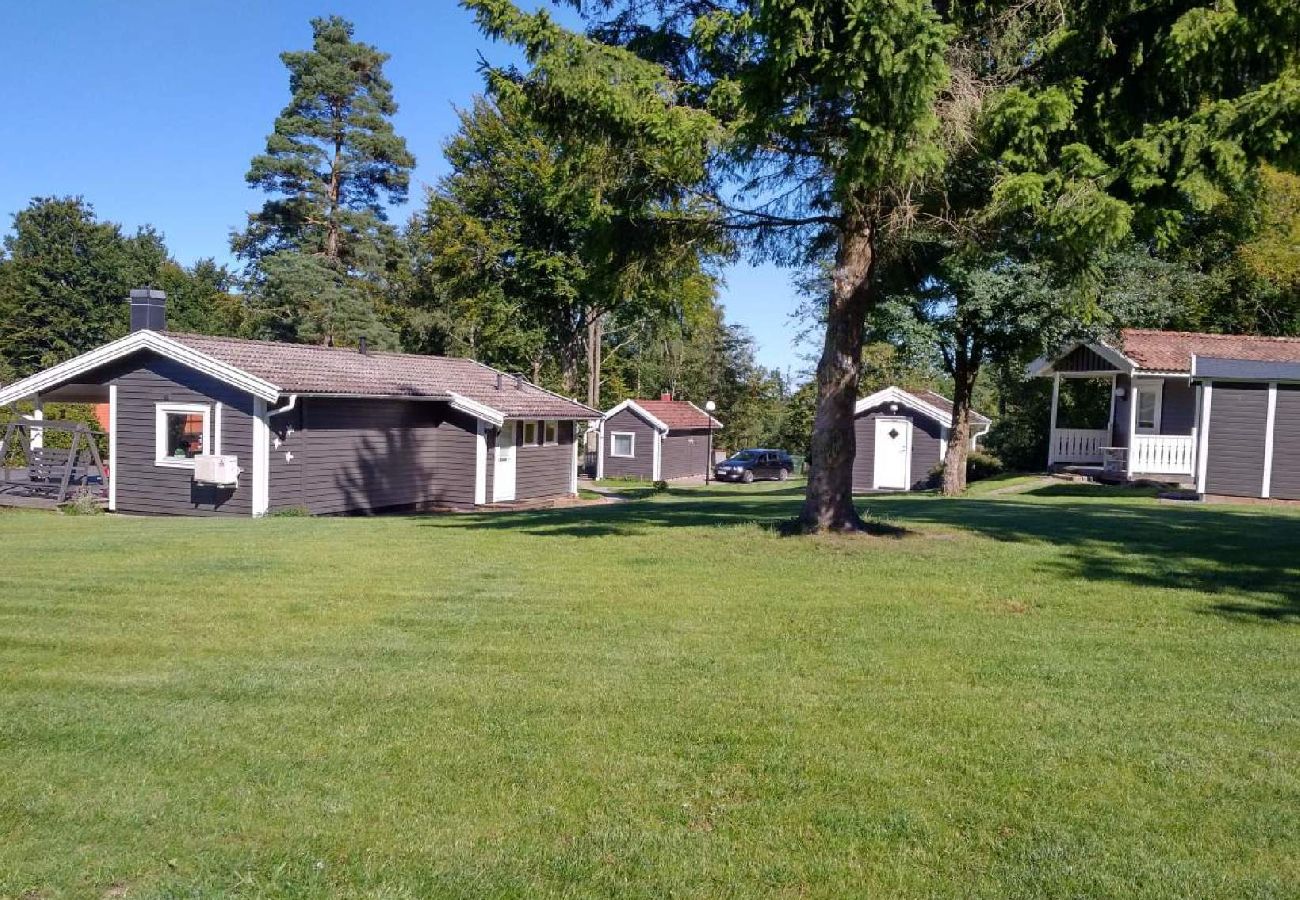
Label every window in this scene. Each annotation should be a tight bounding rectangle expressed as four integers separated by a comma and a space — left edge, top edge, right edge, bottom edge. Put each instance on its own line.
543, 420, 558, 445
155, 402, 211, 467
1135, 384, 1162, 434
522, 421, 537, 445
610, 431, 635, 458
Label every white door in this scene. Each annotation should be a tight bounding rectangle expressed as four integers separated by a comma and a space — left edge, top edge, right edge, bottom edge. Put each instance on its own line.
873, 417, 911, 490
493, 422, 517, 502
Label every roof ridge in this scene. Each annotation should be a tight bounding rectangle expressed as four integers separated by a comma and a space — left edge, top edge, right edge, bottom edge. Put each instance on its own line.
1121, 327, 1300, 344
167, 331, 476, 364
462, 357, 599, 415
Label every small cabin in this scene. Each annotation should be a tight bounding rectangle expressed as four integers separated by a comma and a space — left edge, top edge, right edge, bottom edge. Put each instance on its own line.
597, 396, 723, 481
852, 387, 990, 492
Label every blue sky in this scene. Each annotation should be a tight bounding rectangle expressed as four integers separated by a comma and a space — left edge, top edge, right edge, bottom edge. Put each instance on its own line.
0, 0, 810, 377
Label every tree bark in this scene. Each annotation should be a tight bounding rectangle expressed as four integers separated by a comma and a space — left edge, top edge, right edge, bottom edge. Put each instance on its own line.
586, 311, 603, 409
800, 212, 876, 532
941, 337, 981, 496
325, 135, 343, 261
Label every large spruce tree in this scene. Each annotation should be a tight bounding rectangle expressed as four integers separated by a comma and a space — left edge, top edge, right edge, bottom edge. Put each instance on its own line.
235, 15, 414, 347
465, 0, 1300, 530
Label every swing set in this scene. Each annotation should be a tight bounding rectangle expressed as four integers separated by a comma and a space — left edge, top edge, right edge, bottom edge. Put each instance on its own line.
0, 415, 108, 506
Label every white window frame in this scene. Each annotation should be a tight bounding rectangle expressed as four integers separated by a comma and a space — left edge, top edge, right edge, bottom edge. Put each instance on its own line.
522, 420, 538, 446
155, 402, 212, 468
610, 431, 636, 458
543, 420, 558, 445
1133, 380, 1163, 435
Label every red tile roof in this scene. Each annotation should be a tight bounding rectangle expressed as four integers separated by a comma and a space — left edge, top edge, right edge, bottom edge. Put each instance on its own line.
632, 399, 722, 430
1118, 329, 1300, 373
167, 332, 599, 419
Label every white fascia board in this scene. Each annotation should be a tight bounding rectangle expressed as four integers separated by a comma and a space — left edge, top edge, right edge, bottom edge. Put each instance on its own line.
602, 399, 669, 433
684, 400, 724, 429
0, 330, 282, 406
446, 391, 506, 427
855, 387, 960, 430
1027, 340, 1135, 377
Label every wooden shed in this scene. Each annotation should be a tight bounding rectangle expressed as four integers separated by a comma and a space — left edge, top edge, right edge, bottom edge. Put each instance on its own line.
597, 396, 722, 481
852, 387, 990, 492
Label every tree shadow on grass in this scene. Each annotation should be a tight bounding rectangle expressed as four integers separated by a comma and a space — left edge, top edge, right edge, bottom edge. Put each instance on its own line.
877, 492, 1300, 623
419, 484, 1300, 623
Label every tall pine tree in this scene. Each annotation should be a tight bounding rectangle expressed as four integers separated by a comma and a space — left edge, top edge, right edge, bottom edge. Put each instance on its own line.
235, 16, 414, 347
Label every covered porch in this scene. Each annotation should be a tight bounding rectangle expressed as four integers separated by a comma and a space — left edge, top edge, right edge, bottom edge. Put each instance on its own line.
1038, 349, 1199, 482
0, 382, 112, 508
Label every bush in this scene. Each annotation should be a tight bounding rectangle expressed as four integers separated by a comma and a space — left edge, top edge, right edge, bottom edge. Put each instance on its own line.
651, 480, 670, 493
927, 450, 1005, 488
59, 491, 105, 516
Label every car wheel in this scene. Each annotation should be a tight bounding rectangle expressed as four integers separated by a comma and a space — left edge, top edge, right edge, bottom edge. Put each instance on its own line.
742, 470, 755, 484
777, 468, 789, 481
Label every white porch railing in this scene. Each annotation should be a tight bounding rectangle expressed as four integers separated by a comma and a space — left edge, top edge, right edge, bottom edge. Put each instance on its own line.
1051, 428, 1109, 464
1131, 434, 1196, 475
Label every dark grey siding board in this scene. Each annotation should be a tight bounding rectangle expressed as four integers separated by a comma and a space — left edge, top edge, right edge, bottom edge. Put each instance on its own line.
268, 403, 305, 511
515, 420, 575, 500
1204, 383, 1269, 497
851, 404, 943, 492
1112, 374, 1131, 447
109, 352, 256, 516
1160, 379, 1196, 436
660, 428, 711, 479
288, 399, 479, 514
601, 408, 657, 479
1269, 386, 1300, 500
1055, 345, 1117, 372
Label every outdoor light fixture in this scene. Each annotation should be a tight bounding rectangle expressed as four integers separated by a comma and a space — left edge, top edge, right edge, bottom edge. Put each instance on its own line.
889, 402, 899, 413
1115, 387, 1127, 399
704, 400, 717, 484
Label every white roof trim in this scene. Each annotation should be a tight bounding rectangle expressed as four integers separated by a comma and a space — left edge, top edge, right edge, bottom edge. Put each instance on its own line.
854, 386, 988, 430
683, 400, 724, 429
1027, 340, 1135, 377
446, 391, 505, 427
0, 330, 282, 406
602, 399, 670, 433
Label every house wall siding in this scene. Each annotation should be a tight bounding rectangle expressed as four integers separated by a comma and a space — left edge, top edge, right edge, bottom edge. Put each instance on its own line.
851, 403, 943, 492
1055, 345, 1118, 372
268, 398, 478, 514
1267, 386, 1300, 500
1113, 374, 1132, 446
1204, 382, 1269, 497
107, 352, 255, 516
660, 427, 712, 479
1160, 379, 1197, 436
514, 420, 575, 500
601, 408, 657, 479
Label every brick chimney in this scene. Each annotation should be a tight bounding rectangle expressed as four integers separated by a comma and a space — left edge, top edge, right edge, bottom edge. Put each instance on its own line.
129, 288, 166, 332
660, 391, 672, 401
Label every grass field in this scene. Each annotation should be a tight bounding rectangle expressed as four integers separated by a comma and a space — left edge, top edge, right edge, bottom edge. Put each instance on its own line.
2, 481, 1299, 898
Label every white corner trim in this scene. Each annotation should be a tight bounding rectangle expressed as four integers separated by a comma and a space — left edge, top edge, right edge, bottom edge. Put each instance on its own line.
107, 385, 118, 512
1262, 382, 1278, 498
0, 330, 281, 407
1196, 381, 1213, 494
602, 399, 670, 433
447, 391, 505, 427
569, 431, 579, 495
252, 397, 270, 516
214, 402, 224, 455
474, 420, 488, 505
652, 431, 663, 481
595, 423, 606, 479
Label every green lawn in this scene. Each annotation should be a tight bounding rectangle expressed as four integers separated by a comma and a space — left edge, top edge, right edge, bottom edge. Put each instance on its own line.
2, 482, 1298, 898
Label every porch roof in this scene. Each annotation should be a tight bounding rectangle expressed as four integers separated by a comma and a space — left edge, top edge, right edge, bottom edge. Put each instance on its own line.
1032, 329, 1300, 377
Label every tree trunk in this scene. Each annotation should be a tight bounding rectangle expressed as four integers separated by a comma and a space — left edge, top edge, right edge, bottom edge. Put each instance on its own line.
325, 136, 343, 261
586, 312, 603, 409
941, 340, 981, 496
800, 213, 876, 532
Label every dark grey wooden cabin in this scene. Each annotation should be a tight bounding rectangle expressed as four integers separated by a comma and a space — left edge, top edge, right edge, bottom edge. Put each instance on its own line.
597, 397, 722, 481
851, 387, 991, 492
1032, 329, 1300, 499
0, 291, 598, 516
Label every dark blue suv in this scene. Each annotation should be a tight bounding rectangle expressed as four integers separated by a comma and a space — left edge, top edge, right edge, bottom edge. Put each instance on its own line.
714, 448, 795, 483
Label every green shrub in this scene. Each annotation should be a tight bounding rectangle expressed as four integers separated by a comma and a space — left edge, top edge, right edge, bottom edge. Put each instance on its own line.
268, 505, 313, 517
652, 480, 670, 493
59, 491, 105, 516
927, 450, 1005, 488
